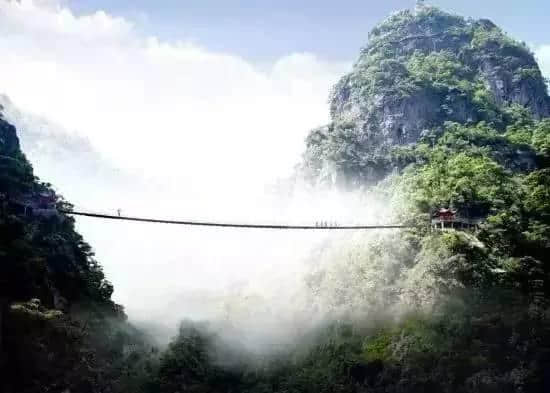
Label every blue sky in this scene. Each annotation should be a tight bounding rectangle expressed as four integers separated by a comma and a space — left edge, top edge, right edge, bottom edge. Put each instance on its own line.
67, 0, 550, 61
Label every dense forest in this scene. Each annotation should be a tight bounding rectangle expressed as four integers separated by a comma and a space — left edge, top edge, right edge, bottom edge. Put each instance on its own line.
1, 4, 550, 393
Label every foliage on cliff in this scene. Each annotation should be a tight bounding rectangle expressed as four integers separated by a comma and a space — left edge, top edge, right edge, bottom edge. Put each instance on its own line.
0, 115, 159, 393
142, 111, 550, 393
140, 6, 550, 393
302, 5, 550, 186
2, 5, 550, 393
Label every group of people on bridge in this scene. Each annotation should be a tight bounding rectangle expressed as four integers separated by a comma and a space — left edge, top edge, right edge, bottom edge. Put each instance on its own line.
315, 221, 339, 228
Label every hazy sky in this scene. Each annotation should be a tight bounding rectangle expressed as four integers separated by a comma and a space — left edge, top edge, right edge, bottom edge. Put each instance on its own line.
66, 0, 550, 61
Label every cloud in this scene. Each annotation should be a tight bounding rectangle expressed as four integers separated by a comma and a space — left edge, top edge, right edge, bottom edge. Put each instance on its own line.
0, 0, 349, 194
0, 0, 133, 40
0, 0, 367, 337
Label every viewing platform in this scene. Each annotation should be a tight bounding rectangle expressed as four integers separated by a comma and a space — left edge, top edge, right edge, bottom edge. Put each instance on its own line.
431, 208, 483, 231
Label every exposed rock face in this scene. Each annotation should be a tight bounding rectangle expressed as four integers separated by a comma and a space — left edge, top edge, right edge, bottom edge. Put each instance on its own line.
477, 47, 550, 119
302, 6, 550, 185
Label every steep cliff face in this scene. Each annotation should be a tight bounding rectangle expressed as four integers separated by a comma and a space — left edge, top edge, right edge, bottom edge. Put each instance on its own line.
0, 108, 157, 393
0, 112, 21, 158
303, 6, 550, 186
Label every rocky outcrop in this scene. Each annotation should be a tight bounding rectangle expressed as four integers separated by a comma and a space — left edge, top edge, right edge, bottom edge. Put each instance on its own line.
475, 34, 550, 120
331, 13, 549, 144
302, 6, 550, 185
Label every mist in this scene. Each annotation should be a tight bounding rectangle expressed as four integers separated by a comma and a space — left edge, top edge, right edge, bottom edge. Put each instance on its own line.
0, 0, 466, 355
3, 92, 406, 350
0, 0, 363, 347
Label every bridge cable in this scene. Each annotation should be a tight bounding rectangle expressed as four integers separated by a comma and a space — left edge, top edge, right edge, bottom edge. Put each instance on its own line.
61, 210, 414, 230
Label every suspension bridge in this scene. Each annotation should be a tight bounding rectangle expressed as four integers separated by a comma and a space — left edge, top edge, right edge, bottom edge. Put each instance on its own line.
60, 210, 414, 230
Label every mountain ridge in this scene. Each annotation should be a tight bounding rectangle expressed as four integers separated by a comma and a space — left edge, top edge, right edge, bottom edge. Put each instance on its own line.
0, 106, 159, 393
1, 5, 550, 393
302, 5, 549, 186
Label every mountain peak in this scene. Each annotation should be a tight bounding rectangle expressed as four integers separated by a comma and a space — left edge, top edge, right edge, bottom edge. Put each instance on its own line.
302, 6, 550, 185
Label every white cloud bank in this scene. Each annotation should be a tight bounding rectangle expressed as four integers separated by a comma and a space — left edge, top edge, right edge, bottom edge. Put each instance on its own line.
0, 0, 374, 338
0, 0, 349, 190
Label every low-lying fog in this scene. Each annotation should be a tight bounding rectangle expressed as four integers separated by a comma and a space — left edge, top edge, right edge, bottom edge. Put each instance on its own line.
1, 1, 407, 352
3, 94, 399, 350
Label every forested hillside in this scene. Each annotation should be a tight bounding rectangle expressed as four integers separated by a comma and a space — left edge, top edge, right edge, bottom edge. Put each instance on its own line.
144, 6, 550, 393
1, 4, 550, 393
302, 4, 549, 186
0, 113, 159, 392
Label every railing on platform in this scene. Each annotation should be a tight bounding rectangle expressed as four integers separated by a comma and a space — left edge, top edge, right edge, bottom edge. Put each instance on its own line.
431, 217, 484, 230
